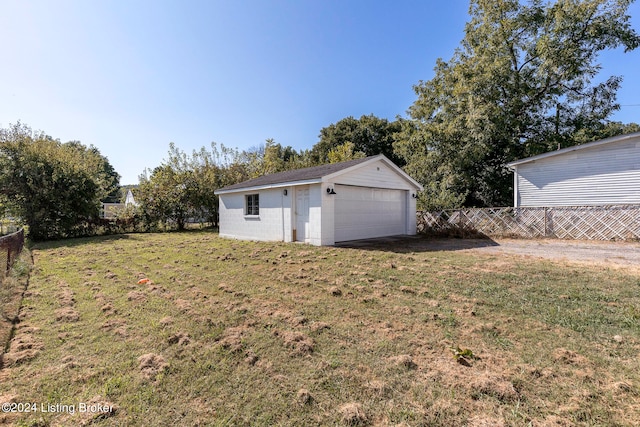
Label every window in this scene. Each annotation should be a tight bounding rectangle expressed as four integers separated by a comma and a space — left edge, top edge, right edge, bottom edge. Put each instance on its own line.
245, 194, 259, 215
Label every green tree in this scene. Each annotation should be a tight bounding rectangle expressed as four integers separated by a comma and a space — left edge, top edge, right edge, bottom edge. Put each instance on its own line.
65, 141, 121, 203
311, 115, 403, 165
326, 141, 366, 164
0, 122, 121, 240
137, 164, 192, 231
240, 139, 310, 178
137, 142, 253, 230
396, 0, 640, 209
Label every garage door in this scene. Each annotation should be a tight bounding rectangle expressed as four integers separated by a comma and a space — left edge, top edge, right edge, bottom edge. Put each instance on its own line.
334, 185, 407, 242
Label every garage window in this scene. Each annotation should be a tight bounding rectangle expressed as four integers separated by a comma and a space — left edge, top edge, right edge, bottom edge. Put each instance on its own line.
245, 194, 259, 215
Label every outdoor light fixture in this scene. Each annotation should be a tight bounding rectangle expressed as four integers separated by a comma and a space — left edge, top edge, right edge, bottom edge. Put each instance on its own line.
283, 189, 288, 196
327, 187, 336, 195
412, 193, 418, 199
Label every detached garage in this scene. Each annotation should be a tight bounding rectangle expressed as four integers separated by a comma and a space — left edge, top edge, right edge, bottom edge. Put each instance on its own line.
214, 155, 423, 246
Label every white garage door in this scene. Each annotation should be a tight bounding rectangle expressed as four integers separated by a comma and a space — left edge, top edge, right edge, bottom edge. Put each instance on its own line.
334, 185, 407, 242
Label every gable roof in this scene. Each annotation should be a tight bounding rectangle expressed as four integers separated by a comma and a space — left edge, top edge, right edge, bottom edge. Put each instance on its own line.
507, 131, 640, 168
215, 155, 422, 194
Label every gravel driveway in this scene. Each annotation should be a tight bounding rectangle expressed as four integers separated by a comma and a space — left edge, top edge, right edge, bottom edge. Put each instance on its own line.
337, 236, 640, 267
468, 238, 640, 266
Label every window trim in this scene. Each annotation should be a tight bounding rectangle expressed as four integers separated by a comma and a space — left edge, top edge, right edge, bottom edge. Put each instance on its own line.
245, 194, 259, 216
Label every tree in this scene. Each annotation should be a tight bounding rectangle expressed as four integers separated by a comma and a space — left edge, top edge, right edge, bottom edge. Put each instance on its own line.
65, 141, 121, 203
137, 142, 253, 230
240, 139, 312, 178
395, 0, 640, 209
311, 115, 404, 165
326, 142, 366, 164
137, 164, 192, 230
0, 122, 121, 240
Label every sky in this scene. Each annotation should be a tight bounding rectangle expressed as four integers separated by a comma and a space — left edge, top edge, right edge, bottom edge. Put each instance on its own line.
1, 0, 639, 185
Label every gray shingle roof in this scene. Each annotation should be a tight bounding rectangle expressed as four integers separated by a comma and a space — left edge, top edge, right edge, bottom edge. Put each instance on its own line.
216, 156, 375, 192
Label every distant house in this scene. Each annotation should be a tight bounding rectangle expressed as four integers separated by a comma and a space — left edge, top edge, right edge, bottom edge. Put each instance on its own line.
214, 155, 423, 246
507, 132, 640, 207
101, 189, 138, 219
125, 189, 138, 207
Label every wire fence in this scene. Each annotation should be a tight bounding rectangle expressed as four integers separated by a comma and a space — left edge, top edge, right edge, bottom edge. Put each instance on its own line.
0, 229, 25, 276
417, 205, 640, 241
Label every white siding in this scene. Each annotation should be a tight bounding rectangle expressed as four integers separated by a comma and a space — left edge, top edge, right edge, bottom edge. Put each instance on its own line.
219, 187, 292, 242
515, 139, 640, 207
308, 184, 324, 246
335, 160, 415, 190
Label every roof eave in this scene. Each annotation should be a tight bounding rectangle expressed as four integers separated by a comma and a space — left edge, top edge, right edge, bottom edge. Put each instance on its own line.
507, 131, 640, 168
214, 178, 322, 195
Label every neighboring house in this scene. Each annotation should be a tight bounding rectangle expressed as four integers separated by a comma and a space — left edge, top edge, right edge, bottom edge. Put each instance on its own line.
507, 132, 640, 207
101, 190, 138, 219
214, 155, 423, 246
125, 189, 138, 207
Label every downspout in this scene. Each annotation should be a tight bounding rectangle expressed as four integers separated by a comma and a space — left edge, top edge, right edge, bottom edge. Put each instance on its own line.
512, 165, 519, 208
282, 189, 285, 242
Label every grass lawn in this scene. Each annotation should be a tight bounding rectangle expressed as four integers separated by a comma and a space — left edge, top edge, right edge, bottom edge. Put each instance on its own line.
1, 231, 639, 426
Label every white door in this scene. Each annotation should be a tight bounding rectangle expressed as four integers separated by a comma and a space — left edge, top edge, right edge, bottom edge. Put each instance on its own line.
334, 185, 406, 242
295, 187, 310, 242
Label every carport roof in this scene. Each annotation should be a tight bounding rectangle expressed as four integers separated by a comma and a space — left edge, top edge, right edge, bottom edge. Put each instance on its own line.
214, 154, 422, 194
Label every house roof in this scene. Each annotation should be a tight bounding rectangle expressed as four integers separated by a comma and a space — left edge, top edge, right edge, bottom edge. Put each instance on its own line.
507, 131, 640, 168
215, 155, 422, 194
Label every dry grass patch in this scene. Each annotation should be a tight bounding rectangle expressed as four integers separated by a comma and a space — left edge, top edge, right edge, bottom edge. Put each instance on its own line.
54, 306, 80, 322
2, 330, 43, 367
277, 330, 315, 356
0, 249, 32, 356
339, 402, 368, 426
137, 353, 168, 380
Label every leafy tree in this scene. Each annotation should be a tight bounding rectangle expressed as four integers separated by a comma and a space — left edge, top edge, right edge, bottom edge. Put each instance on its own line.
327, 141, 366, 163
395, 0, 640, 209
311, 115, 403, 165
137, 164, 192, 230
240, 139, 312, 178
572, 121, 640, 143
65, 141, 121, 203
0, 122, 121, 240
137, 142, 252, 230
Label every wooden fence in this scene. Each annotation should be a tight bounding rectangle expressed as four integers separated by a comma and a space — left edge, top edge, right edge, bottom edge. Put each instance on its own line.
0, 229, 25, 275
417, 205, 640, 241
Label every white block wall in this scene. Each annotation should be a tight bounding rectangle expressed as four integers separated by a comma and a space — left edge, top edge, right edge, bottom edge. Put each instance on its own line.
219, 187, 293, 242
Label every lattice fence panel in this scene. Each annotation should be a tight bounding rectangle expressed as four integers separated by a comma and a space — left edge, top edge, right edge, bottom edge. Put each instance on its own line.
417, 205, 640, 241
547, 206, 640, 240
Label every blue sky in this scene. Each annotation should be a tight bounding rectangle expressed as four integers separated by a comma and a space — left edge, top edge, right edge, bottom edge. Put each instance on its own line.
1, 0, 639, 185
